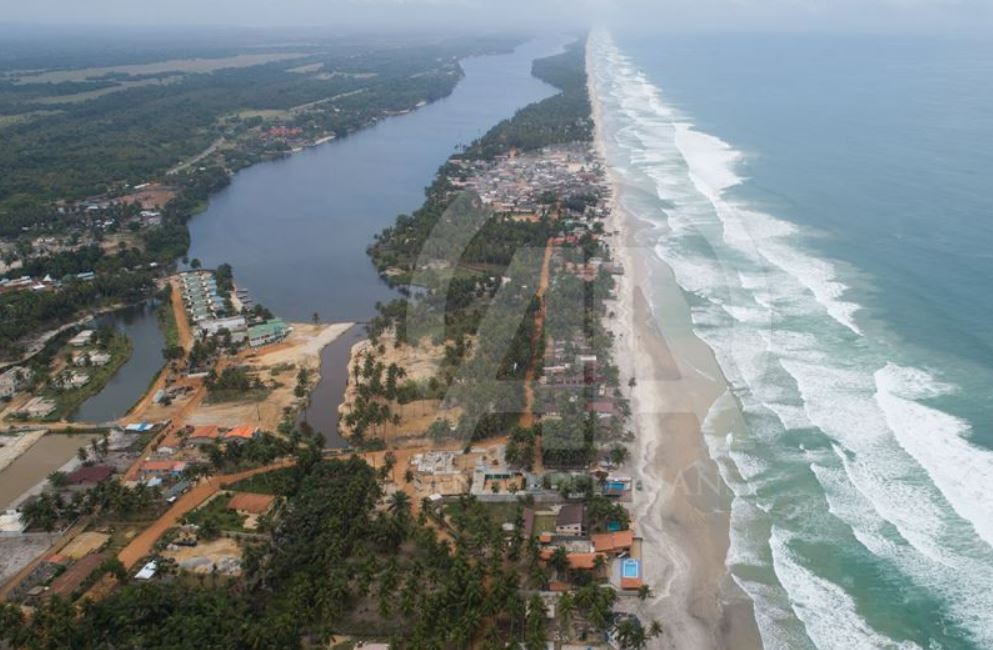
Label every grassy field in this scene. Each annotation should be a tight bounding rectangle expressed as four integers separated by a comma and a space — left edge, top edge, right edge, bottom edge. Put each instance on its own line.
10, 52, 312, 84
183, 493, 247, 532
31, 76, 183, 105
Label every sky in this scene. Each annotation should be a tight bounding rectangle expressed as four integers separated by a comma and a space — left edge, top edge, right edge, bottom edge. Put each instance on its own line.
1, 0, 990, 34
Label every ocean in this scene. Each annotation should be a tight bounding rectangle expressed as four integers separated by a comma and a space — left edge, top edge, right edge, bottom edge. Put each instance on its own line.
589, 30, 993, 649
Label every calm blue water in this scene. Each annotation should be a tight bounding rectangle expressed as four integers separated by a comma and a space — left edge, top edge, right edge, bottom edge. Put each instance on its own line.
592, 31, 993, 650
72, 302, 165, 423
187, 35, 570, 440
187, 35, 569, 323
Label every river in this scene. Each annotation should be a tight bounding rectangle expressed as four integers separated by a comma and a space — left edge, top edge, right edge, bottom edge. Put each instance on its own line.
182, 34, 570, 441
70, 301, 166, 424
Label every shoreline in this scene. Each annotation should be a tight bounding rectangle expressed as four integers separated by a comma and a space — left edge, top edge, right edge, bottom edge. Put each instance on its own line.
587, 38, 763, 650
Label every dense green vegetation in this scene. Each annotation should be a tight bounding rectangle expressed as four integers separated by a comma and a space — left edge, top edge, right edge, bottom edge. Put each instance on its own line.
463, 41, 592, 160
365, 40, 595, 445
0, 456, 650, 649
20, 478, 161, 532
0, 274, 153, 360
0, 34, 519, 359
0, 36, 517, 214
42, 331, 133, 421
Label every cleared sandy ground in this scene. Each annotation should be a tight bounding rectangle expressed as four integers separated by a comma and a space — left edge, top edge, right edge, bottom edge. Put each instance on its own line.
187, 322, 352, 432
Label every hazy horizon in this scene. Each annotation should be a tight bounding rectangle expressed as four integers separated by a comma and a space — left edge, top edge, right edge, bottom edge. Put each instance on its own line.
1, 0, 991, 36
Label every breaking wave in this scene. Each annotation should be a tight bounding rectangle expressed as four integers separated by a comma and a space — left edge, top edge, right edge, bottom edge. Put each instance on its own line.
589, 29, 993, 649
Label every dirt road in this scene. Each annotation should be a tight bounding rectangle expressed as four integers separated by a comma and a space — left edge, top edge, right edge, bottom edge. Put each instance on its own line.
519, 239, 553, 473
116, 460, 295, 570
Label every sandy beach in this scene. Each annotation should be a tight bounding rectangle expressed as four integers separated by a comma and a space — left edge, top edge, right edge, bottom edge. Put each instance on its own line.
587, 41, 763, 650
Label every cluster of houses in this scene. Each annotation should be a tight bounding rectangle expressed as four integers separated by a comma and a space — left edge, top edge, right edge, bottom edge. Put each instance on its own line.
407, 445, 642, 592
0, 271, 96, 296
181, 271, 290, 350
194, 314, 290, 349
452, 144, 608, 219
181, 271, 228, 324
528, 498, 643, 592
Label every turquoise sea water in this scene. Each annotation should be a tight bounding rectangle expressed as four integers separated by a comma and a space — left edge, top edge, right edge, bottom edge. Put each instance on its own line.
591, 31, 993, 649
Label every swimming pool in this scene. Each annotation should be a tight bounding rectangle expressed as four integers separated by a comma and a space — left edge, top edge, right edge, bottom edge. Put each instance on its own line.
621, 558, 640, 579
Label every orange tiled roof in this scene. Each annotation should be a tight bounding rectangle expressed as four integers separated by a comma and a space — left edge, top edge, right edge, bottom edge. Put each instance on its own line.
189, 425, 221, 440
621, 577, 643, 590
140, 459, 185, 472
591, 529, 634, 553
567, 552, 604, 570
224, 425, 257, 440
539, 548, 605, 571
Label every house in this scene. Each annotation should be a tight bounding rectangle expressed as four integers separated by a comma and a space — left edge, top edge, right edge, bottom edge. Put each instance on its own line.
198, 316, 248, 342
247, 319, 289, 348
135, 561, 157, 580
164, 480, 191, 501
56, 371, 90, 390
587, 400, 620, 418
46, 553, 105, 599
223, 425, 258, 442
138, 460, 187, 481
555, 503, 586, 537
0, 510, 26, 534
538, 548, 604, 571
17, 396, 56, 418
0, 367, 31, 399
564, 552, 603, 571
227, 492, 275, 516
66, 465, 114, 486
591, 529, 634, 555
187, 425, 222, 445
73, 351, 111, 367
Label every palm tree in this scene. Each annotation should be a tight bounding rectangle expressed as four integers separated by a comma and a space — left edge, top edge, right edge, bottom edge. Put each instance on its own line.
614, 618, 648, 650
549, 546, 569, 575
558, 592, 575, 630
387, 491, 411, 517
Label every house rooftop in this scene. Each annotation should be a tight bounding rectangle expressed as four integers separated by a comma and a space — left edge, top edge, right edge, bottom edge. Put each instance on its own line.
556, 503, 586, 527
224, 425, 257, 440
66, 465, 114, 485
591, 529, 634, 554
140, 459, 186, 473
47, 553, 106, 598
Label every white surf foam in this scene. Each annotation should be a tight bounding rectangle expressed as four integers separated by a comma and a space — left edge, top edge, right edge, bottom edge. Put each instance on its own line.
810, 451, 993, 646
875, 363, 993, 550
769, 527, 922, 650
589, 29, 993, 649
